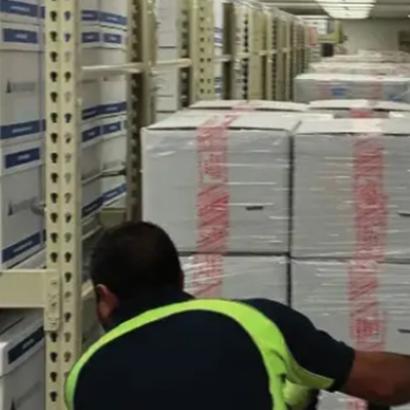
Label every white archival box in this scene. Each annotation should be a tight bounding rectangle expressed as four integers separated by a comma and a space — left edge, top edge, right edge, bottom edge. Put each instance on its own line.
81, 79, 100, 123
81, 119, 102, 183
0, 310, 44, 410
155, 65, 181, 112
215, 63, 224, 98
101, 116, 127, 205
308, 99, 410, 118
0, 139, 43, 268
183, 255, 288, 305
100, 0, 128, 29
100, 75, 127, 118
293, 119, 410, 261
294, 73, 410, 104
0, 22, 42, 146
292, 259, 410, 410
0, 0, 40, 24
82, 25, 127, 67
190, 100, 308, 112
142, 112, 299, 254
156, 0, 182, 48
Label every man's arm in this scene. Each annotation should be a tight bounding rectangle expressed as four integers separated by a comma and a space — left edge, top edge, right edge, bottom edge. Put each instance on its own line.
343, 351, 410, 406
244, 299, 410, 407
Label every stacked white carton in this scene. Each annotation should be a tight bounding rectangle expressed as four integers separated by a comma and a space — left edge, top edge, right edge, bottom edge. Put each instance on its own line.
80, 0, 128, 219
310, 62, 410, 76
0, 8, 44, 268
291, 118, 410, 410
293, 119, 410, 260
156, 0, 184, 116
294, 73, 410, 103
190, 100, 308, 112
308, 99, 410, 118
0, 310, 44, 410
142, 111, 299, 301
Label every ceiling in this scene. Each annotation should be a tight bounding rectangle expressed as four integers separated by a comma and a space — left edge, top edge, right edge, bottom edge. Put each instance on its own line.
262, 0, 410, 18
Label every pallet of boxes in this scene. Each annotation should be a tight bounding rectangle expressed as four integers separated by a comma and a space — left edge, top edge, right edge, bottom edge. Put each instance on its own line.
291, 118, 410, 410
142, 108, 300, 303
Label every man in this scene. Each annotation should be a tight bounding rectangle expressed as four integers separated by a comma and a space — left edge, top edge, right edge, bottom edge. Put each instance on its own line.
66, 222, 410, 410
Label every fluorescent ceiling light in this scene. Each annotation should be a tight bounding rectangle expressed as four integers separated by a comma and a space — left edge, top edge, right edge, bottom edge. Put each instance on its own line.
315, 0, 375, 19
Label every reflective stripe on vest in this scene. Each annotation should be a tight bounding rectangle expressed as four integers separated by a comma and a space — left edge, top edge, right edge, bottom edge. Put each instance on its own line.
66, 299, 332, 409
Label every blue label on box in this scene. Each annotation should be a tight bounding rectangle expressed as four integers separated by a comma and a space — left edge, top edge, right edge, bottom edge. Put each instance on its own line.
100, 101, 127, 116
103, 184, 127, 203
82, 31, 100, 44
8, 326, 44, 365
82, 106, 100, 121
82, 197, 103, 218
3, 27, 39, 44
82, 125, 101, 143
100, 12, 127, 27
82, 9, 99, 22
2, 232, 42, 263
5, 147, 40, 169
102, 32, 123, 45
331, 86, 347, 98
102, 121, 122, 135
1, 120, 42, 140
0, 0, 39, 18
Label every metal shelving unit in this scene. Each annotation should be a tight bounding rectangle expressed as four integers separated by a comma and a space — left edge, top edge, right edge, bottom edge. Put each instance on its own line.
0, 1, 215, 409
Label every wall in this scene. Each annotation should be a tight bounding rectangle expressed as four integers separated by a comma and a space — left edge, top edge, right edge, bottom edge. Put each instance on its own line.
342, 19, 409, 53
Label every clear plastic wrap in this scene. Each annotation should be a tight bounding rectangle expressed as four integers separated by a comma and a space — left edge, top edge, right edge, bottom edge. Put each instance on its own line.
183, 255, 288, 304
294, 73, 410, 103
292, 259, 410, 410
142, 112, 299, 254
293, 118, 410, 261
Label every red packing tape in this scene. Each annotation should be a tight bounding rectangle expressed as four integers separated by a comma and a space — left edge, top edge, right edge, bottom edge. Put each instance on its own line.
347, 134, 388, 410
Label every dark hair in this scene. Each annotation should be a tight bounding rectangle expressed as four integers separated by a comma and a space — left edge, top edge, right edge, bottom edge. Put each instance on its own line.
90, 222, 183, 299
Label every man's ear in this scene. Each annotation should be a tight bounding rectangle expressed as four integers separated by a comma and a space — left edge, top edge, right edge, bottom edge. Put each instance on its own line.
95, 284, 119, 328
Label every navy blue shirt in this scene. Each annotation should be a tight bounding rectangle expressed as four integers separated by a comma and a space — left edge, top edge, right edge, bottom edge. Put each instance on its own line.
72, 290, 354, 410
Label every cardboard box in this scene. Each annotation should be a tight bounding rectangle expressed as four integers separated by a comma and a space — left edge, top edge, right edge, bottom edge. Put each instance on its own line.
293, 118, 410, 261
81, 79, 100, 122
294, 73, 410, 103
142, 113, 299, 254
100, 0, 128, 29
309, 99, 410, 118
156, 0, 182, 49
156, 66, 181, 112
82, 25, 127, 66
309, 62, 410, 76
0, 140, 43, 268
82, 178, 102, 221
101, 120, 127, 206
0, 310, 44, 410
0, 23, 42, 146
81, 120, 102, 183
191, 100, 308, 112
183, 255, 288, 304
100, 75, 127, 118
39, 0, 99, 24
292, 258, 410, 410
0, 0, 40, 24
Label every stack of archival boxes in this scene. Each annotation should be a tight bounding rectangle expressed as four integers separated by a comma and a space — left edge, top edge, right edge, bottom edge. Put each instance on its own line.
294, 73, 410, 104
80, 0, 128, 219
0, 3, 44, 410
291, 118, 410, 410
156, 0, 228, 119
142, 109, 300, 303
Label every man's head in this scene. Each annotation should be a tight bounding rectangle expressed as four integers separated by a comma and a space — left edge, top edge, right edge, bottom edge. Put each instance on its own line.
90, 221, 183, 326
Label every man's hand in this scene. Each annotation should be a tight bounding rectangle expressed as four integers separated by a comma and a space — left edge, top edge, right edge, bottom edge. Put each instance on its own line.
343, 351, 410, 406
